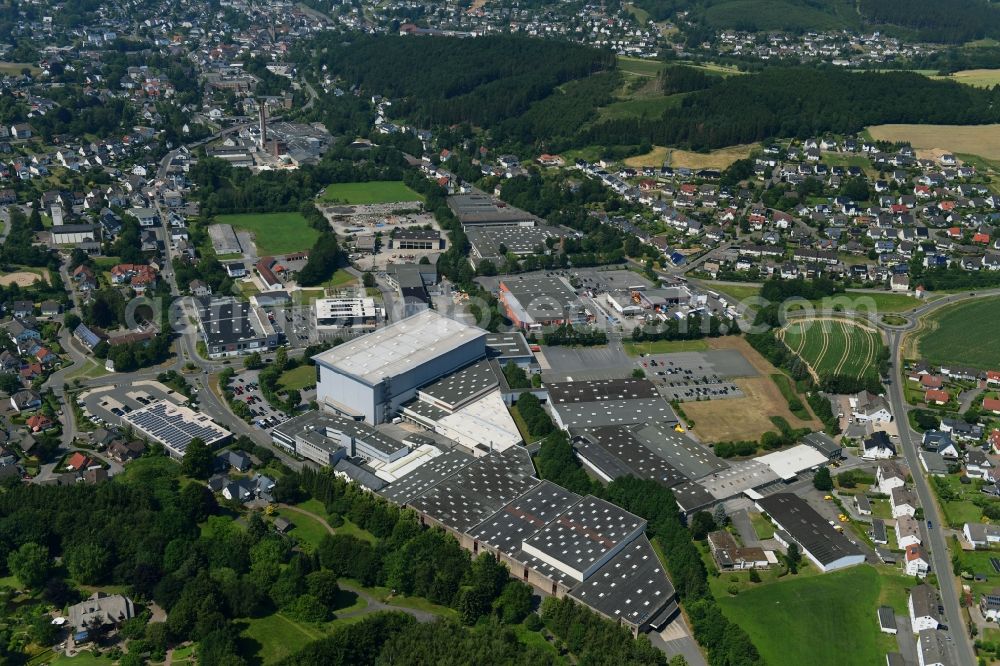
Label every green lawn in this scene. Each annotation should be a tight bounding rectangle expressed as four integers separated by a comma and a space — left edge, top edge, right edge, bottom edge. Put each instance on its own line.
623, 339, 709, 356
275, 509, 330, 551
336, 517, 378, 544
717, 566, 898, 666
918, 296, 1000, 369
704, 283, 919, 314
324, 268, 357, 289
293, 288, 326, 305
66, 358, 110, 381
704, 282, 762, 303
294, 498, 329, 517
748, 512, 774, 540
238, 613, 327, 664
319, 181, 424, 205
216, 212, 320, 255
50, 652, 113, 665
278, 365, 316, 391
770, 373, 812, 420
955, 548, 1000, 598
616, 55, 664, 77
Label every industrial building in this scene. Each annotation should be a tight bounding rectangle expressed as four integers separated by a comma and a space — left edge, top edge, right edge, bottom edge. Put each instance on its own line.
447, 192, 539, 228
121, 399, 231, 458
313, 297, 384, 331
485, 332, 536, 372
312, 309, 487, 423
384, 262, 439, 311
271, 410, 410, 467
208, 224, 242, 255
546, 378, 677, 429
389, 228, 443, 250
466, 225, 563, 267
498, 275, 591, 331
756, 493, 866, 572
196, 298, 279, 358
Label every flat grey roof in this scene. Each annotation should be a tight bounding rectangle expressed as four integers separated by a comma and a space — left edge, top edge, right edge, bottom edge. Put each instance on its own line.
571, 427, 687, 489
447, 193, 538, 225
549, 378, 660, 403
467, 224, 563, 257
548, 379, 677, 428
485, 332, 532, 360
632, 423, 728, 480
407, 451, 539, 533
500, 275, 583, 321
470, 480, 582, 554
672, 481, 716, 513
312, 309, 486, 385
757, 493, 864, 566
418, 359, 497, 409
569, 534, 677, 629
378, 447, 473, 505
523, 496, 644, 573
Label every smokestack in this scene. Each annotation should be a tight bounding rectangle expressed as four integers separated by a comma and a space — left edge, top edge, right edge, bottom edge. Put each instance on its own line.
258, 104, 267, 150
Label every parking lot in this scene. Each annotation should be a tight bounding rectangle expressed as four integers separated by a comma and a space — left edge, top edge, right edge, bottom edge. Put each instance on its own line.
80, 381, 193, 429
227, 368, 292, 431
636, 350, 754, 402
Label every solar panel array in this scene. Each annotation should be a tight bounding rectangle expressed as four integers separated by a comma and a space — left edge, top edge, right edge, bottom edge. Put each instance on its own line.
123, 401, 228, 455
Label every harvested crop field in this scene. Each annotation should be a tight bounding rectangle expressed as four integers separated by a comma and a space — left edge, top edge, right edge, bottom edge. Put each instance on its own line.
867, 124, 1000, 160
625, 144, 755, 169
0, 270, 44, 286
780, 318, 883, 381
933, 69, 1000, 88
680, 336, 820, 441
917, 296, 1000, 369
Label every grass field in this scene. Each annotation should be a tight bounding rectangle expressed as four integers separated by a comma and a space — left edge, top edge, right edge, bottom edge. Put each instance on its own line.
717, 566, 899, 666
623, 339, 709, 355
0, 61, 40, 75
239, 613, 327, 663
771, 373, 812, 419
275, 509, 330, 551
868, 124, 1000, 160
616, 55, 664, 77
781, 318, 883, 381
705, 282, 762, 303
598, 94, 685, 121
749, 511, 774, 539
319, 181, 423, 205
217, 213, 319, 255
625, 144, 755, 169
278, 365, 316, 391
918, 296, 1000, 369
324, 268, 357, 288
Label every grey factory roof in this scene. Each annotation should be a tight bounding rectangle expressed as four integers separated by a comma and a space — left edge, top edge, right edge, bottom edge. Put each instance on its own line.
470, 480, 582, 554
571, 427, 688, 488
522, 496, 645, 576
757, 493, 863, 567
485, 332, 533, 361
500, 275, 584, 321
569, 535, 677, 630
401, 398, 450, 422
547, 379, 677, 428
393, 228, 440, 241
325, 412, 407, 457
447, 193, 538, 226
802, 431, 841, 458
632, 423, 728, 480
548, 378, 660, 403
334, 458, 387, 492
671, 481, 717, 514
417, 359, 498, 410
312, 309, 486, 385
198, 298, 269, 346
377, 447, 474, 505
467, 224, 563, 257
407, 451, 539, 532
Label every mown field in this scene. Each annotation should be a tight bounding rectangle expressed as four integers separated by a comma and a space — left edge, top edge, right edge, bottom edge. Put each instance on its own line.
868, 124, 1000, 160
717, 565, 905, 666
216, 212, 319, 255
933, 68, 1000, 88
918, 296, 1000, 369
624, 144, 755, 169
319, 181, 424, 205
781, 318, 883, 380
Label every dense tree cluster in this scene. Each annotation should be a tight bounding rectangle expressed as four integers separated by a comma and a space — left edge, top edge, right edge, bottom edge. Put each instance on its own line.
541, 597, 666, 665
859, 0, 1000, 43
587, 68, 1000, 150
308, 35, 613, 139
513, 393, 555, 439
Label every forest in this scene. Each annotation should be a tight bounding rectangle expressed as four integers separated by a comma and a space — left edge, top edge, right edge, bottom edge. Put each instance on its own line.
306, 34, 614, 148
586, 67, 1000, 150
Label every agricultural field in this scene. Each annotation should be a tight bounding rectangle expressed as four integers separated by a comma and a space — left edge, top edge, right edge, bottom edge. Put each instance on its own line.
868, 124, 1000, 160
917, 296, 1000, 369
625, 144, 755, 169
932, 69, 1000, 88
216, 212, 319, 255
716, 565, 904, 666
319, 181, 424, 205
780, 318, 884, 381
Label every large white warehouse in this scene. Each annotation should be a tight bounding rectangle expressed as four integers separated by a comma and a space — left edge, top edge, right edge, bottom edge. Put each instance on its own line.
312, 309, 487, 423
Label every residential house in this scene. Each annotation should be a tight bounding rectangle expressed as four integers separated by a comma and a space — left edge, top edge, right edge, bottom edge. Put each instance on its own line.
925, 389, 950, 406
7, 319, 41, 345
25, 414, 52, 432
981, 588, 1000, 622
890, 486, 918, 518
909, 584, 942, 632
905, 544, 930, 578
10, 389, 41, 412
877, 461, 907, 494
9, 301, 33, 319
966, 449, 993, 481
922, 431, 960, 459
707, 530, 771, 570
216, 449, 251, 473
863, 431, 897, 460
107, 440, 145, 463
850, 391, 893, 423
964, 522, 1000, 549
896, 515, 922, 549
67, 592, 135, 632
